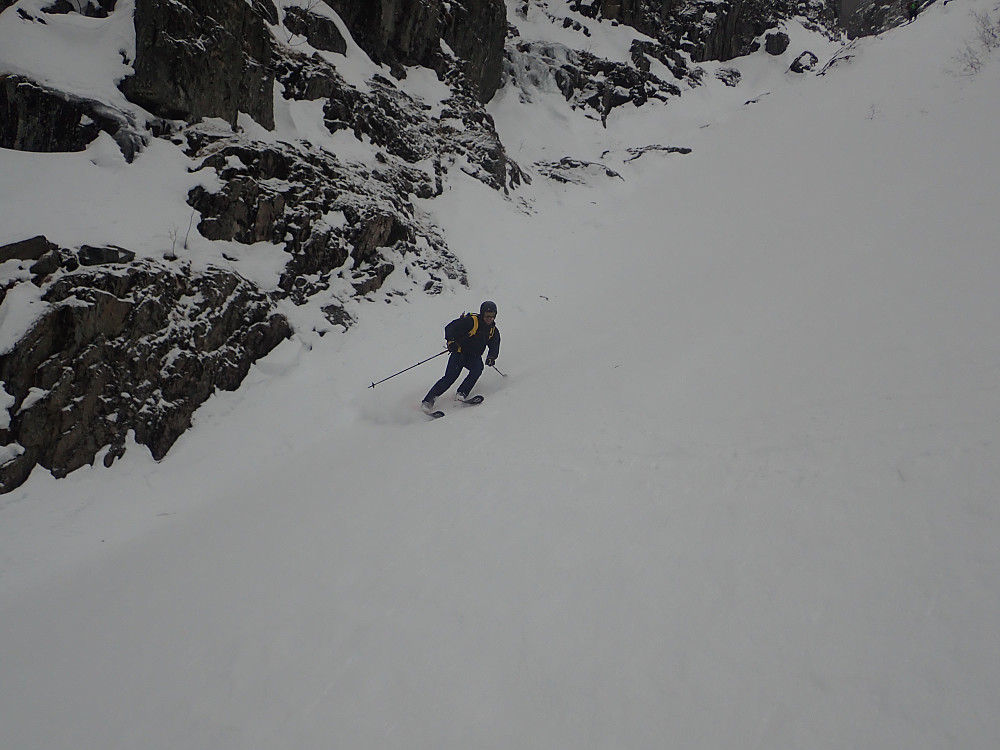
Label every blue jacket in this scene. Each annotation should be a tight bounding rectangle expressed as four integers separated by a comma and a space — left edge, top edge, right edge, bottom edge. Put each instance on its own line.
445, 313, 500, 359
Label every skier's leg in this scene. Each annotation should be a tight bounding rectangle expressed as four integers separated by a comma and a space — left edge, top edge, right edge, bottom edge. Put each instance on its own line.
424, 354, 464, 402
457, 355, 484, 396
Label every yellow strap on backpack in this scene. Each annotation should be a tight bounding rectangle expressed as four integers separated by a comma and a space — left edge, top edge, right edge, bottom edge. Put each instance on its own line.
462, 313, 493, 346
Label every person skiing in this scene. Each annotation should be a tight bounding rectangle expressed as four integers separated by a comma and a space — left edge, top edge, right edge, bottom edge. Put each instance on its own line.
906, 0, 920, 21
422, 301, 500, 413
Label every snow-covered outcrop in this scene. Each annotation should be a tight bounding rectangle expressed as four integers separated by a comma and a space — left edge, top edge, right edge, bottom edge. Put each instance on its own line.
0, 73, 145, 160
0, 0, 840, 490
119, 0, 275, 128
0, 239, 290, 492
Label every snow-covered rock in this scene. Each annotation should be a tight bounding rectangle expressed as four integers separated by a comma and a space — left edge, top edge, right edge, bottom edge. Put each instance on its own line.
0, 241, 290, 490
0, 0, 843, 490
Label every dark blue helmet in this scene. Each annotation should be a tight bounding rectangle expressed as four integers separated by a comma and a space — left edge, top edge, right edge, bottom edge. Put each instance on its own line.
480, 300, 497, 315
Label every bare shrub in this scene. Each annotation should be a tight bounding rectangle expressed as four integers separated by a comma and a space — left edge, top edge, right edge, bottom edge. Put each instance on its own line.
954, 7, 1000, 75
972, 10, 1000, 49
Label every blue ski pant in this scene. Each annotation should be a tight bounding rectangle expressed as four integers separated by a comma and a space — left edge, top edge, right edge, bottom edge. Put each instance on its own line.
424, 351, 483, 401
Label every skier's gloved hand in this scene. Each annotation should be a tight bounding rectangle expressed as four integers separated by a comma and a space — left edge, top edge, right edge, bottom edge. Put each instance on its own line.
447, 340, 459, 353
485, 358, 496, 367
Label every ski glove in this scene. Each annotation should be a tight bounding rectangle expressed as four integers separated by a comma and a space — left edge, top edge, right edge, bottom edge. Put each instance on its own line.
447, 340, 459, 353
485, 357, 496, 367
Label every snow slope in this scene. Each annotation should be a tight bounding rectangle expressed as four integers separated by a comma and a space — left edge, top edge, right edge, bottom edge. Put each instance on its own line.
2, 1, 1000, 748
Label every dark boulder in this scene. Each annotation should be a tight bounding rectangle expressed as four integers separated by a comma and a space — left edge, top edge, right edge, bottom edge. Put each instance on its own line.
0, 236, 59, 264
0, 74, 145, 161
283, 5, 347, 54
274, 49, 347, 101
765, 31, 790, 54
119, 0, 274, 129
789, 50, 819, 72
78, 244, 137, 266
624, 144, 693, 162
321, 0, 506, 103
29, 250, 63, 279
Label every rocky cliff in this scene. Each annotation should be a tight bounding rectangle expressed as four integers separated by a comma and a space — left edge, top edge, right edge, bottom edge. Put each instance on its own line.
0, 0, 844, 492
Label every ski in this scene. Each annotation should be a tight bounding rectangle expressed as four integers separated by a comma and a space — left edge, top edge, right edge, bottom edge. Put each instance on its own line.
423, 394, 482, 419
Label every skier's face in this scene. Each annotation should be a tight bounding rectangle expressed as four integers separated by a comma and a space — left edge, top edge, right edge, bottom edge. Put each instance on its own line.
483, 312, 496, 325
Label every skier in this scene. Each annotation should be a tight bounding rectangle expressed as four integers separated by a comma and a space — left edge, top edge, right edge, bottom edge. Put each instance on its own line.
422, 301, 500, 413
906, 0, 920, 21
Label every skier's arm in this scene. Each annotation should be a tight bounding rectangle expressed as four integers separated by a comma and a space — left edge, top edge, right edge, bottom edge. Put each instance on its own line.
443, 316, 473, 347
486, 329, 500, 363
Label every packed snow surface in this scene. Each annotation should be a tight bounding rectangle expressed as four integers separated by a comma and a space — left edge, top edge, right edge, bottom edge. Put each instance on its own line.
1, 1, 999, 748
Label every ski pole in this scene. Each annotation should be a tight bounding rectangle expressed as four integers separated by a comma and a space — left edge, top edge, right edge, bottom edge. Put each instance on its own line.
490, 363, 507, 378
369, 349, 448, 389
